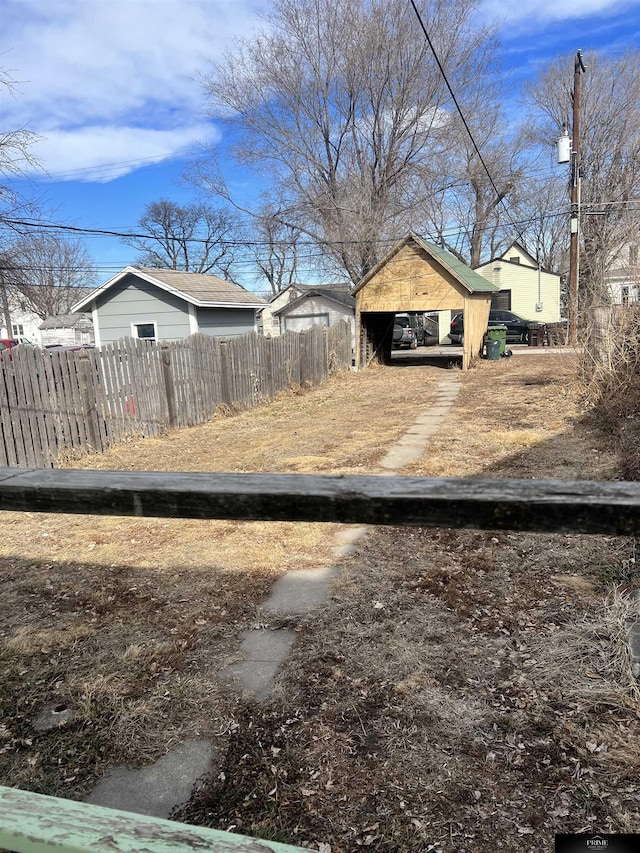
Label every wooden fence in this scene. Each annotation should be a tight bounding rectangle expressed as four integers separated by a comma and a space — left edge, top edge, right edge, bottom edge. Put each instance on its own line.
0, 323, 352, 468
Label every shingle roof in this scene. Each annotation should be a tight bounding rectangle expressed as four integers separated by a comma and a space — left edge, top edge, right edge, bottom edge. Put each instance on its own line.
273, 288, 355, 316
39, 313, 93, 330
71, 266, 267, 312
135, 268, 267, 306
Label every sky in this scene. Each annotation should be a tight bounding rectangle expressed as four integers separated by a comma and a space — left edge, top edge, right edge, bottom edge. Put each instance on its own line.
2, 0, 640, 287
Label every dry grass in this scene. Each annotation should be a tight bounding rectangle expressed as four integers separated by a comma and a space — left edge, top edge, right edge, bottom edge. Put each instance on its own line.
3, 352, 640, 851
0, 363, 445, 801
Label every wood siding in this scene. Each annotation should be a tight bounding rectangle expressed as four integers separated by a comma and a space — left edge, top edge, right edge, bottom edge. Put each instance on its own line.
475, 259, 561, 324
197, 307, 257, 337
355, 241, 492, 369
0, 324, 352, 467
357, 243, 468, 313
94, 273, 192, 343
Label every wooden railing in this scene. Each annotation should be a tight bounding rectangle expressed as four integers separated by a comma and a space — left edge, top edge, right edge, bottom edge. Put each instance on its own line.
2, 466, 640, 852
0, 785, 307, 852
0, 468, 640, 535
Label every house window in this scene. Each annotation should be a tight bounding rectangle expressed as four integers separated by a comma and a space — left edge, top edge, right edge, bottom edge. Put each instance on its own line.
132, 322, 157, 340
11, 323, 24, 337
491, 290, 512, 311
509, 256, 520, 264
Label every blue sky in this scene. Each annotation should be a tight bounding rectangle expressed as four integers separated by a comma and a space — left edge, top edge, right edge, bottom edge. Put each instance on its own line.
2, 0, 640, 286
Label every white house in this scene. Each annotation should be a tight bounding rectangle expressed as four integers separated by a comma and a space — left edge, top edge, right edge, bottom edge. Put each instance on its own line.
474, 242, 562, 323
1, 304, 43, 344
605, 243, 640, 305
259, 283, 353, 337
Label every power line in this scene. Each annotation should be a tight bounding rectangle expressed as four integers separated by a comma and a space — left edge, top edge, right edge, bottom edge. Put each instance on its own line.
1, 207, 568, 253
408, 0, 526, 244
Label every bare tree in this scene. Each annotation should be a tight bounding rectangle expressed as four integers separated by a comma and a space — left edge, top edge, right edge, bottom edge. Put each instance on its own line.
123, 199, 240, 277
524, 50, 640, 310
1, 64, 41, 334
515, 177, 569, 275
5, 234, 96, 320
201, 0, 499, 284
0, 65, 40, 204
249, 208, 302, 295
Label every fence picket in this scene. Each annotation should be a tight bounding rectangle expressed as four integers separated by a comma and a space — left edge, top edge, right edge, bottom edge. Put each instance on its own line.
0, 324, 351, 468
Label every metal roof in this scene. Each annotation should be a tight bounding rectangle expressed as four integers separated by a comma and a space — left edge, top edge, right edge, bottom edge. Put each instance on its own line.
352, 232, 499, 295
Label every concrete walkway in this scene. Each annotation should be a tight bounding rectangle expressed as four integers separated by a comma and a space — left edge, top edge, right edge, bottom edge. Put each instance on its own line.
87, 373, 460, 817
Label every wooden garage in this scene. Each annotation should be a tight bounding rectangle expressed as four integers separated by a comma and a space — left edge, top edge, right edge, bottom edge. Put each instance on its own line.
353, 232, 498, 370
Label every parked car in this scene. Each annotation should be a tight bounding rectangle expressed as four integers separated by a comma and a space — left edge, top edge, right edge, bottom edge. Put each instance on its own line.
448, 310, 536, 345
392, 314, 429, 349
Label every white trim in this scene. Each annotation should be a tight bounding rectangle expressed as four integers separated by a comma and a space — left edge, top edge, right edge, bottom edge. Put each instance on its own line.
92, 304, 101, 348
71, 266, 266, 312
131, 320, 158, 341
188, 303, 198, 334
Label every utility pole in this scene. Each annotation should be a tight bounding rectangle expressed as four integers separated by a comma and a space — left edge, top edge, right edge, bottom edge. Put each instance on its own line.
568, 49, 587, 346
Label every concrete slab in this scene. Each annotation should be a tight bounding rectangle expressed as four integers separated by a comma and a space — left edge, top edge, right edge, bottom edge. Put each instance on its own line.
222, 628, 296, 701
262, 566, 337, 614
86, 740, 214, 819
332, 543, 358, 558
334, 526, 368, 544
379, 446, 423, 468
406, 424, 439, 435
396, 438, 427, 450
413, 413, 445, 424
238, 628, 296, 662
223, 659, 286, 702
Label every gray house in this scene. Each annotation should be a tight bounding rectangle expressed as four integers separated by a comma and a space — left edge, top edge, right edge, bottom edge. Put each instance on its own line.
71, 266, 267, 346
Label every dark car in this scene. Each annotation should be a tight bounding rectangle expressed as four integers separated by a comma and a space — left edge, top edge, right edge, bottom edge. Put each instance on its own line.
448, 310, 535, 345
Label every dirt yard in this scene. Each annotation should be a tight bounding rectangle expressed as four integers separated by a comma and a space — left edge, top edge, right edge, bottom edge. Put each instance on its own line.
1, 353, 639, 852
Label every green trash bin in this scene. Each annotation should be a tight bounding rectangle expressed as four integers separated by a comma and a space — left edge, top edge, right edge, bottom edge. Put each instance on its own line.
487, 324, 507, 356
485, 339, 500, 360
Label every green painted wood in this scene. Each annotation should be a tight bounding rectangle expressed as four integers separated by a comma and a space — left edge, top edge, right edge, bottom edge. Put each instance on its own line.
1, 467, 640, 534
0, 786, 307, 853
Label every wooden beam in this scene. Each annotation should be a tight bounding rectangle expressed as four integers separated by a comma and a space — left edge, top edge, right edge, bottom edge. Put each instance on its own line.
1, 468, 640, 535
0, 785, 305, 853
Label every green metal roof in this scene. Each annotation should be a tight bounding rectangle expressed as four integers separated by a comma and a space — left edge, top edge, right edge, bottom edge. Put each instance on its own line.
352, 232, 499, 295
412, 235, 499, 293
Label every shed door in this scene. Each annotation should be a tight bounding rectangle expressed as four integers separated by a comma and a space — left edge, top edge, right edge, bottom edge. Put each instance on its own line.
284, 313, 330, 333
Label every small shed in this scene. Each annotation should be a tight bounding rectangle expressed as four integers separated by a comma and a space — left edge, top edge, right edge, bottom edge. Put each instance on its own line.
352, 232, 498, 370
39, 313, 94, 347
273, 287, 355, 343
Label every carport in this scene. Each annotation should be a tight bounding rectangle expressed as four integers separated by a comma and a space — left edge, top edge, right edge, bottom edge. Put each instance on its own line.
353, 232, 498, 370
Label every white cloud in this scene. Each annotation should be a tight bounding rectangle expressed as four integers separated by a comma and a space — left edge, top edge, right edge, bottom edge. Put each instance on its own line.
480, 0, 633, 23
2, 0, 267, 180
32, 123, 220, 182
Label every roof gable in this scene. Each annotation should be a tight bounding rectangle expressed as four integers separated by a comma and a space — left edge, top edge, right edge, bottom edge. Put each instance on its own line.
352, 232, 498, 295
274, 288, 355, 317
71, 266, 267, 313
